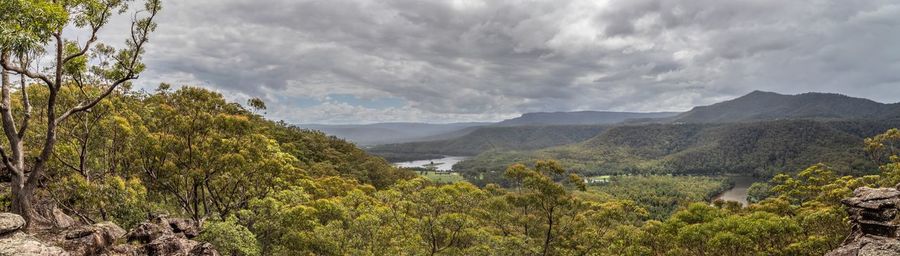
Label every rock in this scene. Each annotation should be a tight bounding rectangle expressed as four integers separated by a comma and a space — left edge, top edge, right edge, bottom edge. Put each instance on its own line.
827, 186, 900, 256
166, 219, 198, 239
144, 235, 198, 256
0, 229, 68, 256
188, 243, 219, 256
51, 209, 76, 229
127, 222, 173, 244
826, 235, 900, 256
0, 213, 25, 235
0, 212, 218, 256
62, 222, 126, 255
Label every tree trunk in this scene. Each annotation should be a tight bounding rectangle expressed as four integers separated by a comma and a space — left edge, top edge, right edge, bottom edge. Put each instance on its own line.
10, 176, 35, 228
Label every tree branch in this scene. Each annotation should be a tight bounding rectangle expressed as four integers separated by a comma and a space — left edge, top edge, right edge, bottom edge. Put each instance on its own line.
0, 57, 53, 88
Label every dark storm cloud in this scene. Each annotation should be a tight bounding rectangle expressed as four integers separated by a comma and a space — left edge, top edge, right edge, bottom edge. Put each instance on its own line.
116, 0, 900, 123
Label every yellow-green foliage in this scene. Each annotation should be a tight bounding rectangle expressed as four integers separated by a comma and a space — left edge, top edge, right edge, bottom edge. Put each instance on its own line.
197, 216, 260, 256
29, 83, 900, 255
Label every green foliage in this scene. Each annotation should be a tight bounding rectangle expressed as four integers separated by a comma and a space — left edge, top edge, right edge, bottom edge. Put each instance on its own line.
21, 79, 900, 256
586, 175, 731, 219
370, 125, 609, 159
198, 216, 260, 256
458, 120, 899, 183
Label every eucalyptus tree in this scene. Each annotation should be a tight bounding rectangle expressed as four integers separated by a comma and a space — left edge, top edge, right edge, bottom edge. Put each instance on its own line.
0, 0, 161, 226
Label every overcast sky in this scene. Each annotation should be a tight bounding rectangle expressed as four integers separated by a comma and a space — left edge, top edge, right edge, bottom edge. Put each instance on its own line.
96, 0, 900, 124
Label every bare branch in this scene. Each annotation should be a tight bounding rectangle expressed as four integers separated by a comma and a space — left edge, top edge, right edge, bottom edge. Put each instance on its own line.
56, 0, 160, 124
0, 57, 53, 88
62, 4, 112, 64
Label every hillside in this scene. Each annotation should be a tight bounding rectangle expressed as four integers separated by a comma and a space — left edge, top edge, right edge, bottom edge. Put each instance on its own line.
302, 122, 488, 145
497, 111, 679, 126
368, 125, 610, 161
456, 119, 900, 185
673, 91, 900, 123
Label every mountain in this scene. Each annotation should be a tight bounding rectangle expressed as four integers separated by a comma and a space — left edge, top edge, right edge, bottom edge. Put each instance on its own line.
673, 91, 900, 123
304, 111, 679, 146
368, 125, 610, 161
301, 122, 489, 146
456, 119, 900, 186
497, 111, 680, 126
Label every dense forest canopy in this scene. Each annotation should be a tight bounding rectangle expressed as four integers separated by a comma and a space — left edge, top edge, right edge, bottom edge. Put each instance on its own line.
455, 119, 900, 186
0, 82, 893, 256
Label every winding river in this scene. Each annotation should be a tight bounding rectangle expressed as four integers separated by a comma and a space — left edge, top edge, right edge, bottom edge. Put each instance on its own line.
393, 156, 470, 171
712, 176, 760, 206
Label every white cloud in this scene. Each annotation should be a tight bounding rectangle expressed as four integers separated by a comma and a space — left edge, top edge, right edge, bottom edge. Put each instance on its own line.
91, 0, 900, 123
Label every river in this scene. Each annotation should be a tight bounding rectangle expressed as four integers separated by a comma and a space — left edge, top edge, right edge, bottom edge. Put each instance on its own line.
393, 156, 470, 171
712, 176, 760, 206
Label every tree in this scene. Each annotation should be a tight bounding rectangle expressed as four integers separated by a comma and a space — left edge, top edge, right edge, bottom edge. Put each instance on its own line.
504, 160, 585, 256
0, 0, 161, 226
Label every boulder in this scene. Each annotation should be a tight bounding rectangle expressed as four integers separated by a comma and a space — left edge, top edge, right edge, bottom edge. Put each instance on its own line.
0, 213, 68, 256
62, 222, 126, 255
0, 213, 25, 235
0, 232, 68, 256
127, 222, 173, 244
826, 235, 900, 256
188, 243, 219, 256
51, 209, 76, 229
166, 218, 198, 239
827, 186, 900, 256
144, 235, 198, 256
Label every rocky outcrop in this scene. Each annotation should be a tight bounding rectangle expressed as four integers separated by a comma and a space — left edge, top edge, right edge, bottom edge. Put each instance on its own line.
826, 186, 900, 256
0, 212, 218, 256
114, 215, 218, 256
0, 213, 68, 256
57, 222, 127, 255
0, 213, 25, 235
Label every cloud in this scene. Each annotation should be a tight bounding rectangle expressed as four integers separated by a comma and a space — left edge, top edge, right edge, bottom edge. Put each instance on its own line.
97, 0, 900, 123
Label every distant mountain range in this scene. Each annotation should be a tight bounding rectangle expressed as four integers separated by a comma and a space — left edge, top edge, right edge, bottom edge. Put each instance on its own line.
368, 125, 611, 161
456, 119, 900, 186
496, 111, 679, 126
306, 91, 900, 156
306, 111, 679, 146
672, 91, 900, 123
301, 122, 489, 146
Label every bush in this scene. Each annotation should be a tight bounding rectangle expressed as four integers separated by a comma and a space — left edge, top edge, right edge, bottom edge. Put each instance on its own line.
197, 216, 260, 256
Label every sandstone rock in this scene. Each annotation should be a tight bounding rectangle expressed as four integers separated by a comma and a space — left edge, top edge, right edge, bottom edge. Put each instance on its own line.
0, 213, 25, 235
826, 235, 900, 256
144, 235, 198, 256
0, 229, 68, 256
62, 222, 126, 255
827, 186, 900, 256
166, 218, 198, 239
127, 222, 173, 244
188, 243, 219, 256
51, 209, 76, 229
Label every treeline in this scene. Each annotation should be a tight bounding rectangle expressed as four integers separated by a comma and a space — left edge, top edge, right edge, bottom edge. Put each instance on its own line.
369, 125, 609, 160
11, 84, 900, 255
8, 85, 413, 228
457, 120, 900, 184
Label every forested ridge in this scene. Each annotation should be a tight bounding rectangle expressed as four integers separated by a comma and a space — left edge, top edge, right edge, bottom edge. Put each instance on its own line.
672, 90, 900, 123
370, 125, 610, 160
4, 82, 895, 255
457, 119, 900, 185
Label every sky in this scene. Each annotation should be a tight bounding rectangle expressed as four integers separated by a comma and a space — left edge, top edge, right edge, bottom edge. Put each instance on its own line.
92, 0, 900, 124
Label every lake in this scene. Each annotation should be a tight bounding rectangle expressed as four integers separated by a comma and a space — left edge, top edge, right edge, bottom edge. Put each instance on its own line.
393, 156, 470, 171
712, 176, 760, 206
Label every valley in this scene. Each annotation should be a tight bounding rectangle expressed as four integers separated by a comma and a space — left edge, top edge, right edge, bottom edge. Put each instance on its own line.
3, 1, 899, 254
